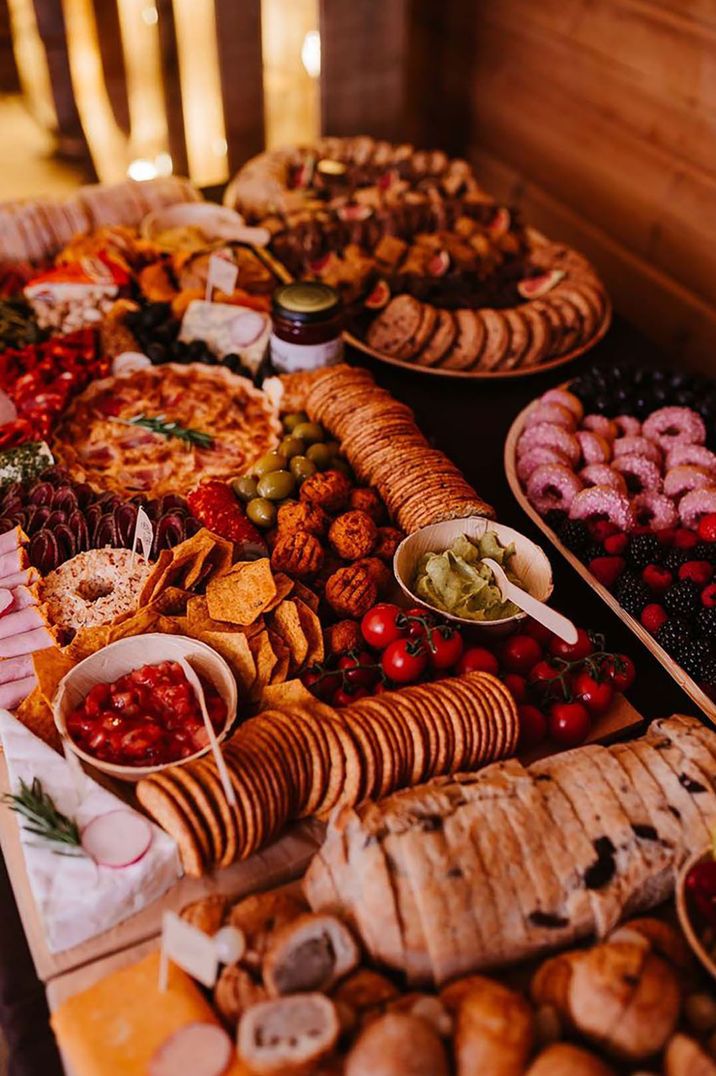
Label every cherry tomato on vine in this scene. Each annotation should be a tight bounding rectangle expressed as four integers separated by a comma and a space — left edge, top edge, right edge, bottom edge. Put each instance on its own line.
427, 627, 463, 671
572, 670, 614, 716
404, 607, 435, 640
522, 618, 554, 646
338, 651, 378, 688
334, 685, 370, 706
381, 638, 428, 684
361, 603, 406, 650
528, 660, 562, 688
500, 634, 542, 675
456, 647, 499, 677
548, 701, 591, 746
301, 667, 340, 702
517, 704, 548, 749
600, 654, 636, 693
548, 628, 593, 661
502, 673, 527, 703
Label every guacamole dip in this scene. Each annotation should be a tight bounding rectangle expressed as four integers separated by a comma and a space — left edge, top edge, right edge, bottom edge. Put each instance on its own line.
413, 531, 521, 621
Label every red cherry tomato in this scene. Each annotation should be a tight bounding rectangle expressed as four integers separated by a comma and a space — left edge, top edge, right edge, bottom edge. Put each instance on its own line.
548, 701, 591, 747
518, 704, 548, 749
571, 670, 614, 716
338, 651, 378, 688
548, 628, 593, 661
523, 618, 554, 646
600, 654, 636, 693
334, 685, 370, 706
528, 659, 562, 688
456, 646, 499, 677
361, 603, 407, 649
427, 627, 464, 671
685, 859, 716, 927
502, 673, 527, 703
301, 667, 341, 702
404, 607, 435, 639
500, 633, 542, 674
381, 639, 428, 684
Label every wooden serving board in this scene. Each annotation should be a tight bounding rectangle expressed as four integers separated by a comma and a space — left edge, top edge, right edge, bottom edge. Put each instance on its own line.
504, 397, 716, 725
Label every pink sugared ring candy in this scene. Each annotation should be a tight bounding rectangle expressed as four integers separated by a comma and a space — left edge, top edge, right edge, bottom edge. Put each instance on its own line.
579, 463, 627, 494
642, 406, 706, 450
613, 415, 642, 438
576, 430, 612, 465
612, 436, 662, 466
517, 445, 570, 484
524, 403, 576, 431
632, 492, 678, 530
663, 465, 713, 500
517, 423, 581, 466
568, 486, 635, 530
541, 388, 584, 421
665, 442, 716, 474
526, 464, 583, 514
582, 414, 617, 440
678, 486, 716, 529
611, 454, 663, 494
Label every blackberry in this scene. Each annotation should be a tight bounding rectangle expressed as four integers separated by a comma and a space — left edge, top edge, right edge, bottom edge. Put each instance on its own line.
696, 607, 716, 640
662, 547, 690, 572
582, 542, 605, 564
693, 541, 716, 566
544, 509, 567, 532
614, 572, 650, 617
663, 579, 700, 618
701, 657, 716, 686
627, 534, 662, 570
558, 518, 590, 554
679, 638, 712, 680
655, 618, 693, 658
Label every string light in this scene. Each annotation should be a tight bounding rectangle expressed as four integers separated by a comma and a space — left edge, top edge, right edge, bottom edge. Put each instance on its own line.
127, 157, 158, 181
301, 29, 321, 79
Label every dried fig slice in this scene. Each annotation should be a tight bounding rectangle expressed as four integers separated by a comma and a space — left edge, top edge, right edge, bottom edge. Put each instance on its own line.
1, 482, 23, 508
85, 504, 103, 541
0, 518, 17, 535
68, 509, 89, 552
160, 493, 187, 513
51, 487, 79, 514
185, 517, 203, 539
41, 466, 70, 486
29, 529, 60, 573
53, 523, 77, 564
154, 511, 185, 554
113, 503, 138, 546
93, 514, 118, 549
27, 506, 52, 534
45, 510, 67, 530
28, 482, 54, 506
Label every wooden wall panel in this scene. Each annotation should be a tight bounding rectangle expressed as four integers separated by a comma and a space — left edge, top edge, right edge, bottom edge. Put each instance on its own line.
214, 0, 264, 172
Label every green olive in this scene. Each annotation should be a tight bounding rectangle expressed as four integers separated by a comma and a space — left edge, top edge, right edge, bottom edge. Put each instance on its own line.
254, 450, 287, 477
246, 497, 277, 528
290, 455, 318, 483
279, 436, 306, 460
306, 442, 334, 470
256, 470, 296, 501
283, 411, 309, 432
232, 475, 258, 501
330, 458, 352, 477
292, 421, 324, 445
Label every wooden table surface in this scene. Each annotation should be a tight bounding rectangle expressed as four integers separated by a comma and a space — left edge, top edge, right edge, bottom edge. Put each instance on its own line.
0, 315, 700, 1075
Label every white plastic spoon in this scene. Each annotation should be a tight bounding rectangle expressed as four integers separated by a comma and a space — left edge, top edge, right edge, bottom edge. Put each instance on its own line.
481, 557, 578, 644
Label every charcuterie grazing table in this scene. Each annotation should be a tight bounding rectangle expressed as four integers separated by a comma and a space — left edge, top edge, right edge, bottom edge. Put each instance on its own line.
0, 313, 699, 1076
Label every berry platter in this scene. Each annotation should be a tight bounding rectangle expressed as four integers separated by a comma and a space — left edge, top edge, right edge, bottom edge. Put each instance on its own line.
505, 365, 716, 722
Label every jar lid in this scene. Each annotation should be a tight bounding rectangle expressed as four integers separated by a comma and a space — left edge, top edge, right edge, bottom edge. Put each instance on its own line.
272, 282, 341, 323
317, 158, 347, 177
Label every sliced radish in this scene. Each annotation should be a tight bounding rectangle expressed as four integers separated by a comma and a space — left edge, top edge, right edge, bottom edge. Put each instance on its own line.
227, 311, 268, 348
149, 1023, 233, 1076
0, 391, 17, 425
113, 351, 152, 376
81, 810, 152, 868
0, 590, 13, 616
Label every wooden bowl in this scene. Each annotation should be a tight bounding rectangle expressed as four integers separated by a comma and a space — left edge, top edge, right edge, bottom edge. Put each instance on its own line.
393, 517, 553, 635
53, 634, 237, 782
676, 847, 716, 981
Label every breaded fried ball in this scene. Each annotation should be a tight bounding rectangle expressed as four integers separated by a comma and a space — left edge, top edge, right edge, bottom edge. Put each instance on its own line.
355, 556, 392, 594
373, 526, 403, 561
300, 469, 352, 514
328, 510, 377, 560
324, 619, 362, 656
325, 564, 378, 618
348, 487, 385, 524
271, 529, 324, 578
277, 500, 329, 537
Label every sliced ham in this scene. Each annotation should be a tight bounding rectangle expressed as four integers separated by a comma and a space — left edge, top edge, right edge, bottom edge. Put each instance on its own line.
0, 546, 26, 579
0, 654, 33, 685
0, 625, 54, 658
0, 675, 36, 710
0, 606, 45, 641
0, 568, 39, 589
7, 586, 37, 613
0, 526, 25, 555
0, 391, 18, 426
0, 591, 12, 616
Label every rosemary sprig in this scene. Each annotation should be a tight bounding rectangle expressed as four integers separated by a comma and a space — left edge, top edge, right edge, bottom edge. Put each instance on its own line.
112, 413, 214, 449
3, 778, 84, 855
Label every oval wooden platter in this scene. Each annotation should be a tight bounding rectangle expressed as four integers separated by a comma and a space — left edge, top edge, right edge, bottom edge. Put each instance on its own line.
504, 395, 716, 724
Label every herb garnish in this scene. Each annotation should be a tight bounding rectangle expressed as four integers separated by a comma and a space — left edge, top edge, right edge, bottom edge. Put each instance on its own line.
113, 413, 214, 449
3, 778, 84, 856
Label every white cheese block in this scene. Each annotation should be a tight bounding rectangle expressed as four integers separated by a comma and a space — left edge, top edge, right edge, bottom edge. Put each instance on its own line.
180, 300, 270, 373
0, 710, 181, 952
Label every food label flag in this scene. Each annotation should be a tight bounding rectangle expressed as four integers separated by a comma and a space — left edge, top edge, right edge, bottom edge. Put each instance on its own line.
131, 506, 154, 561
205, 255, 238, 301
159, 911, 218, 990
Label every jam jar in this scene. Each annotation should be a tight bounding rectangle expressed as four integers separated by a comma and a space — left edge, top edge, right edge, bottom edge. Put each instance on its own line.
270, 282, 344, 372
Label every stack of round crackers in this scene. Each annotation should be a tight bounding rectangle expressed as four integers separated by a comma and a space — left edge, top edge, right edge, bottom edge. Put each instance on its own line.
137, 671, 518, 877
305, 365, 494, 531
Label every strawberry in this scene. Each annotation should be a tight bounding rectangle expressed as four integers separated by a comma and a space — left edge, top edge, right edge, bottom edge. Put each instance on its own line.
698, 513, 716, 542
604, 532, 629, 556
641, 603, 668, 634
702, 583, 716, 608
674, 528, 699, 550
589, 520, 619, 543
641, 564, 672, 594
631, 524, 653, 536
655, 527, 678, 546
679, 560, 714, 587
589, 556, 625, 589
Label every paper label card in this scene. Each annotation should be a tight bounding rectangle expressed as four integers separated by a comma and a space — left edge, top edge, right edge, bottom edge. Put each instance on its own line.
131, 506, 154, 561
160, 910, 218, 989
205, 255, 238, 301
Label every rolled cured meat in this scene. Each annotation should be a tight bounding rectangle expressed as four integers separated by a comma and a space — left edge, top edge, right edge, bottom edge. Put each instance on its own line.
0, 625, 54, 659
0, 675, 37, 710
0, 605, 45, 641
0, 546, 26, 580
0, 526, 26, 555
0, 568, 39, 589
0, 654, 33, 685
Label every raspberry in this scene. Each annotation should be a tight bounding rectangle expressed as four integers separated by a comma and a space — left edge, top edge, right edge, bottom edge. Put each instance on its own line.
674, 528, 699, 550
589, 556, 625, 589
663, 579, 700, 618
702, 583, 716, 608
603, 533, 629, 556
655, 527, 677, 546
641, 565, 672, 595
641, 603, 668, 634
697, 513, 716, 542
678, 560, 713, 587
590, 520, 619, 543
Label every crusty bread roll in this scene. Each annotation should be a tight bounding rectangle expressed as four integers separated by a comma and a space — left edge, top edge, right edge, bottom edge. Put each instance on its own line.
452, 977, 534, 1076
213, 964, 266, 1028
344, 1012, 449, 1076
228, 888, 308, 968
332, 969, 400, 1026
263, 913, 360, 996
525, 1043, 616, 1075
608, 917, 691, 971
237, 993, 339, 1074
664, 1033, 716, 1076
179, 894, 227, 936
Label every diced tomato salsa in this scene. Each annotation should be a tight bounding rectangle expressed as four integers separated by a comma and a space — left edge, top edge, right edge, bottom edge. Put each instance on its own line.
66, 660, 227, 767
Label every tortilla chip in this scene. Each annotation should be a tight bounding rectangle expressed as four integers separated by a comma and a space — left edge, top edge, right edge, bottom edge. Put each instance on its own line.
248, 630, 278, 700
267, 629, 290, 685
263, 572, 294, 611
194, 630, 256, 696
271, 600, 308, 673
148, 586, 193, 616
291, 580, 320, 613
138, 549, 174, 606
108, 608, 162, 643
16, 688, 60, 751
66, 624, 112, 660
294, 599, 324, 666
261, 679, 318, 711
32, 646, 74, 706
206, 559, 276, 625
